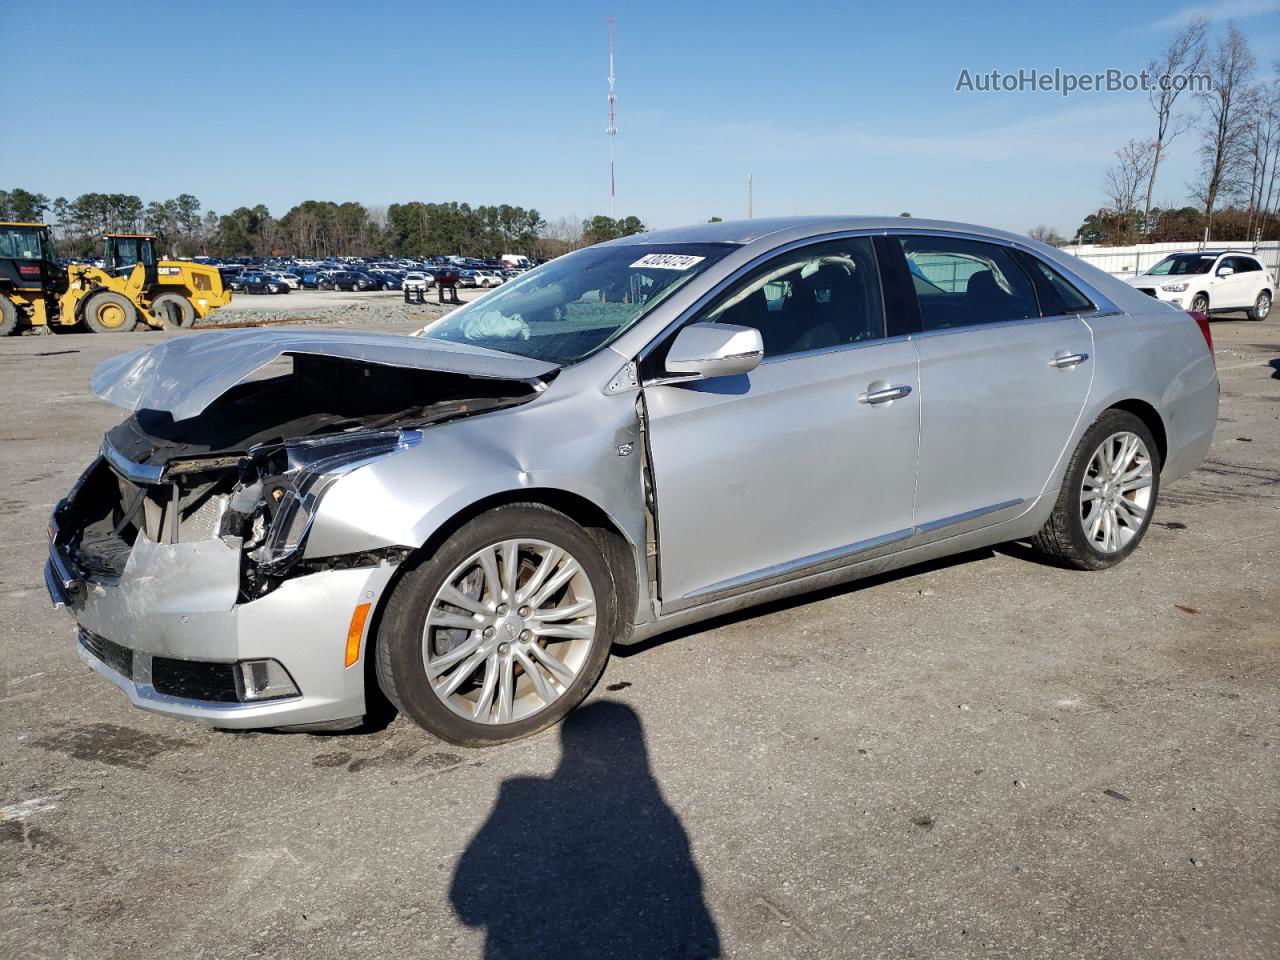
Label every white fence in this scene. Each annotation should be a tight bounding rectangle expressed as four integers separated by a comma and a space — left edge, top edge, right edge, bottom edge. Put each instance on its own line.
1062, 240, 1280, 279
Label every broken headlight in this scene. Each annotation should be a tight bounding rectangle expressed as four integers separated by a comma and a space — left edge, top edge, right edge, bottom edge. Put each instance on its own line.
223, 429, 422, 578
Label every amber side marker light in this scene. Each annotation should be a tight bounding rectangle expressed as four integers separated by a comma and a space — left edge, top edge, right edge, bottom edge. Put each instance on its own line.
346, 603, 372, 668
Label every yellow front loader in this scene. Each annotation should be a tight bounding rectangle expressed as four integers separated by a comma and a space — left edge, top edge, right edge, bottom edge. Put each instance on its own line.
0, 223, 231, 335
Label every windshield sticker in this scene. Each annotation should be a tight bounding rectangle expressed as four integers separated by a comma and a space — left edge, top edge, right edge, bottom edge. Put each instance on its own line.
630, 253, 705, 271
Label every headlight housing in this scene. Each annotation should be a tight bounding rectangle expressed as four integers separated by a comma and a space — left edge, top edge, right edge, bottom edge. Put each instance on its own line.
1161, 281, 1190, 292
224, 429, 422, 583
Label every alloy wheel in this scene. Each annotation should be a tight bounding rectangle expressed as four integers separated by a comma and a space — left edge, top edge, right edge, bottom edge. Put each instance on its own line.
422, 538, 598, 725
1080, 431, 1153, 553
1257, 292, 1271, 319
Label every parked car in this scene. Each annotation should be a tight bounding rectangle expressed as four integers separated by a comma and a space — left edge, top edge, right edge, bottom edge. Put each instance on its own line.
367, 270, 403, 291
403, 271, 434, 291
319, 271, 375, 292
238, 272, 289, 295
1125, 251, 1273, 320
473, 270, 505, 288
297, 270, 322, 289
456, 270, 479, 288
46, 216, 1218, 745
273, 272, 302, 290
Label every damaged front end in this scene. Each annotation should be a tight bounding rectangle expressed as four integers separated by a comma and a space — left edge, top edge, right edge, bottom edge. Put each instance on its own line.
47, 337, 552, 727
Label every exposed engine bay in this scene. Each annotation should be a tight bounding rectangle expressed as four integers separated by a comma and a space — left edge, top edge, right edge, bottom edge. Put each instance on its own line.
57, 353, 547, 601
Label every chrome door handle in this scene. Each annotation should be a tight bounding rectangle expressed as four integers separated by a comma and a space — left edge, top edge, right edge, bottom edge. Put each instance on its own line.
1049, 352, 1089, 369
858, 384, 912, 405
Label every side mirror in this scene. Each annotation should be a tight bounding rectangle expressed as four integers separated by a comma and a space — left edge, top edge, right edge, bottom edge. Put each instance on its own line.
664, 322, 764, 380
1216, 266, 1234, 277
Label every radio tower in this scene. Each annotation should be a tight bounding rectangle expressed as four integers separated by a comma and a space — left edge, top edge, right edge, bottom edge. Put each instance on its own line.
606, 17, 617, 218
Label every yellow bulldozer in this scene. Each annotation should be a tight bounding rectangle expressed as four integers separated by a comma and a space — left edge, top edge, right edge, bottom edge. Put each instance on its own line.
0, 222, 231, 335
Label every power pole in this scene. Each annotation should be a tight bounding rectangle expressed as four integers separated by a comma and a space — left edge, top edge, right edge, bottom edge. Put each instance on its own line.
607, 18, 617, 219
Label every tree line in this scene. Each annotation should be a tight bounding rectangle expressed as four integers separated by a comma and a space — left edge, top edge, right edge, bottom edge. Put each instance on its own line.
1075, 19, 1280, 245
0, 188, 647, 260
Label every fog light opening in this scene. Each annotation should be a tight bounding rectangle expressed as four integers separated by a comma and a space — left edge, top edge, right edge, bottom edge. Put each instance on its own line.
235, 659, 301, 702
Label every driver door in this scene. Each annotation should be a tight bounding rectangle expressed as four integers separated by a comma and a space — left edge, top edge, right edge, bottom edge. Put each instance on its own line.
641, 237, 920, 607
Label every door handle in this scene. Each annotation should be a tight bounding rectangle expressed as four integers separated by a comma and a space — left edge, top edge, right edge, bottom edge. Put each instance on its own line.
858, 384, 912, 405
1049, 352, 1089, 369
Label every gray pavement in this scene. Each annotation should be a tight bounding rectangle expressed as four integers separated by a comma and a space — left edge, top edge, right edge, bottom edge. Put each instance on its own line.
1, 316, 1277, 959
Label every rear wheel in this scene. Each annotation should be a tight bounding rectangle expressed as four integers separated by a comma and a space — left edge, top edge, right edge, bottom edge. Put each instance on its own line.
1029, 409, 1160, 570
1189, 292, 1209, 314
376, 504, 615, 746
83, 292, 138, 333
151, 292, 196, 329
1249, 290, 1271, 321
0, 294, 18, 336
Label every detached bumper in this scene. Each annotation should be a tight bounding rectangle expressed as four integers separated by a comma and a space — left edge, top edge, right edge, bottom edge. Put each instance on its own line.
47, 530, 398, 729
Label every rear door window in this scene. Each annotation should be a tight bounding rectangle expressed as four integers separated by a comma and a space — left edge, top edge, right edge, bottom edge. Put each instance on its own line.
897, 236, 1039, 331
1016, 251, 1096, 315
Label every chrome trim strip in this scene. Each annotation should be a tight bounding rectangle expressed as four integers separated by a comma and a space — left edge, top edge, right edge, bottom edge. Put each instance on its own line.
101, 437, 165, 485
681, 527, 914, 601
915, 499, 1024, 534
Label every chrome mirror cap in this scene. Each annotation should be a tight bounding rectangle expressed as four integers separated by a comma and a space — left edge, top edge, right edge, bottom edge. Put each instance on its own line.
664, 322, 764, 380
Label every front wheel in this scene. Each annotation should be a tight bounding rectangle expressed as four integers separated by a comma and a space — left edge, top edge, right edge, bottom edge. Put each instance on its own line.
1189, 293, 1209, 314
83, 291, 138, 333
1249, 290, 1271, 321
1028, 409, 1160, 570
376, 504, 615, 746
0, 294, 18, 336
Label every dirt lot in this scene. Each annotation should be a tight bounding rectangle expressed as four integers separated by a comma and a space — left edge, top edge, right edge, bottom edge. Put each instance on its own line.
1, 315, 1277, 959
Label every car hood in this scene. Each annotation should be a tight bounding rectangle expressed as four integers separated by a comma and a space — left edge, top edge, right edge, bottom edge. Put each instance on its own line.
91, 329, 558, 421
1123, 275, 1159, 286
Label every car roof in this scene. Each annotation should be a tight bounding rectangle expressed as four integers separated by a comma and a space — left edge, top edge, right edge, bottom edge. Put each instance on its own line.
599, 215, 1035, 248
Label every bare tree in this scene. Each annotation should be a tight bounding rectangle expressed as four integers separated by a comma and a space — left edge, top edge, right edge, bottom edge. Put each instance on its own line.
1143, 17, 1208, 233
1104, 138, 1156, 214
1027, 225, 1067, 246
1192, 24, 1256, 239
1242, 78, 1278, 238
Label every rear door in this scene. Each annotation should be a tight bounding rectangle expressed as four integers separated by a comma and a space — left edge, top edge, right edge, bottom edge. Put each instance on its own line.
893, 235, 1094, 538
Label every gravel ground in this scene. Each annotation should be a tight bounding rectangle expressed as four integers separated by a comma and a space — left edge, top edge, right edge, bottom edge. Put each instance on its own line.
1, 316, 1277, 960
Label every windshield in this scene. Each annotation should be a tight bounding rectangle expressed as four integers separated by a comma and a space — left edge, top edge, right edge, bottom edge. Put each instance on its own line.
1147, 254, 1216, 276
419, 242, 736, 364
0, 226, 52, 261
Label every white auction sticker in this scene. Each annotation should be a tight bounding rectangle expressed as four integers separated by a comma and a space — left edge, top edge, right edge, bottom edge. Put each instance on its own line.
630, 253, 705, 271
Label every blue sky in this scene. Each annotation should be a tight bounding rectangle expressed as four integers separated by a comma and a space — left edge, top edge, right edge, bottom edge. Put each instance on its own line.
5, 0, 1279, 236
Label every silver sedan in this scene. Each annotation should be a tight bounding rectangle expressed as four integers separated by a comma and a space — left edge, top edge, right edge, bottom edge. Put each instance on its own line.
47, 217, 1219, 745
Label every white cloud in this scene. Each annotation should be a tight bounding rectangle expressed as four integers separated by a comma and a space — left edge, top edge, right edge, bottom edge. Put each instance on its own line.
1152, 0, 1280, 30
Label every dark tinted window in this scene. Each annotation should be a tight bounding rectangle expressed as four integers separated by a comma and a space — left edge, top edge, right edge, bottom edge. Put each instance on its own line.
1020, 253, 1096, 314
699, 238, 884, 358
1225, 256, 1260, 273
898, 236, 1038, 331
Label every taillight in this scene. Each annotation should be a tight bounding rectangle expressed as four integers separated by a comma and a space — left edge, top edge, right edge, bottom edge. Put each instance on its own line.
1188, 310, 1214, 364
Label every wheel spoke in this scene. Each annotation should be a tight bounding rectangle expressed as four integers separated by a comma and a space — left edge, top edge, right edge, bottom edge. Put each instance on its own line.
471, 653, 500, 720
500, 541, 520, 596
515, 648, 555, 704
437, 646, 489, 696
426, 612, 484, 632
533, 597, 594, 622
529, 644, 576, 685
534, 622, 596, 640
516, 546, 562, 604
426, 631, 485, 675
438, 583, 488, 617
1120, 474, 1152, 493
478, 548, 503, 604
495, 656, 515, 723
530, 556, 583, 609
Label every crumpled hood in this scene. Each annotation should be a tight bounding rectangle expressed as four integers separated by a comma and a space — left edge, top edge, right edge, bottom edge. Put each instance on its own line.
91, 329, 558, 421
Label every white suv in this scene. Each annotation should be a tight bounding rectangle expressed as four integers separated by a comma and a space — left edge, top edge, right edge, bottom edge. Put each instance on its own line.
1125, 251, 1273, 320
403, 272, 433, 291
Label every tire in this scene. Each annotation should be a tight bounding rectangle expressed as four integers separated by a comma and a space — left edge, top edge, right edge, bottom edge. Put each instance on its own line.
1248, 290, 1271, 321
0, 294, 18, 336
376, 503, 616, 746
1029, 409, 1161, 570
1189, 292, 1209, 314
83, 291, 138, 333
151, 292, 196, 329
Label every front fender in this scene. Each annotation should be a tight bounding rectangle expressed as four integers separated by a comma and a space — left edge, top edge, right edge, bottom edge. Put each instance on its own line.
301, 392, 647, 584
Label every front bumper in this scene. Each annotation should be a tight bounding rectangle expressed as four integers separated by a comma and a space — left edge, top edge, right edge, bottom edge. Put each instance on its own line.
1128, 283, 1189, 307
47, 529, 398, 729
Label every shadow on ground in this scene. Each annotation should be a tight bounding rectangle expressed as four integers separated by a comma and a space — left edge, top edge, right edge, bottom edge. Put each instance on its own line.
450, 700, 720, 959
